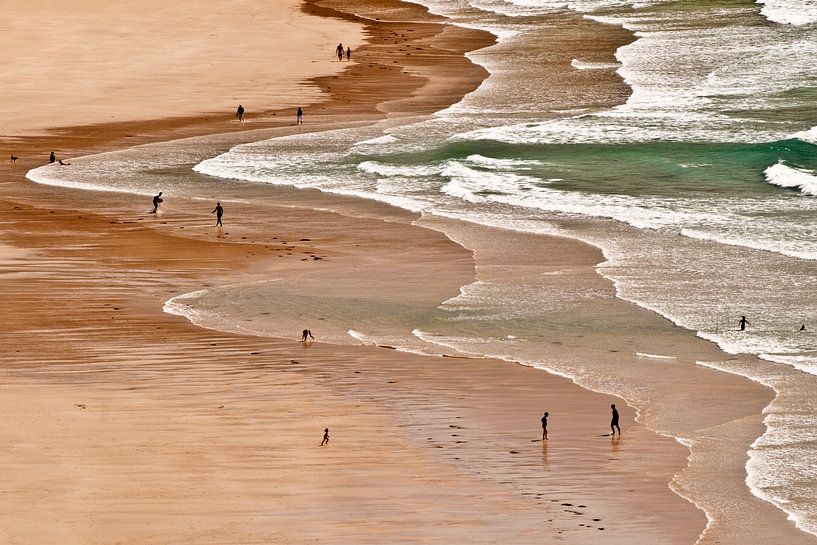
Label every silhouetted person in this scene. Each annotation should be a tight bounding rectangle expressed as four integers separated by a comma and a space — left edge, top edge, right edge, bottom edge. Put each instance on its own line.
58, 159, 70, 166
739, 315, 749, 331
321, 428, 330, 446
236, 104, 245, 122
346, 46, 351, 61
212, 202, 223, 226
10, 154, 17, 162
296, 106, 303, 125
151, 191, 163, 213
801, 324, 807, 331
541, 411, 549, 441
336, 43, 344, 61
610, 404, 620, 435
300, 329, 315, 341
49, 151, 56, 163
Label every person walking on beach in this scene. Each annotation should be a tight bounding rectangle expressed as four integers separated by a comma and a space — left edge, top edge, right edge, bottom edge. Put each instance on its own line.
151, 191, 163, 214
300, 329, 315, 342
739, 315, 749, 331
212, 202, 223, 226
236, 104, 245, 122
541, 411, 549, 441
336, 43, 344, 61
346, 46, 351, 61
610, 404, 621, 436
320, 428, 330, 446
296, 106, 303, 125
49, 151, 56, 163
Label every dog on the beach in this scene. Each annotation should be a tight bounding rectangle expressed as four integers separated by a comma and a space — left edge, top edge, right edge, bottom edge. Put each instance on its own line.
10, 154, 17, 162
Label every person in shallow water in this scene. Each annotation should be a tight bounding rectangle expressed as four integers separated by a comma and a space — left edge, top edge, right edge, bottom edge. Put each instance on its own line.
610, 404, 621, 436
541, 411, 549, 441
49, 151, 56, 163
300, 329, 315, 342
151, 191, 163, 213
235, 104, 245, 122
739, 315, 750, 331
212, 202, 223, 226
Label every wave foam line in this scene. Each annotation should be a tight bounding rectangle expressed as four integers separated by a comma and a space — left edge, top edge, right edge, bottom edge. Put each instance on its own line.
765, 161, 817, 196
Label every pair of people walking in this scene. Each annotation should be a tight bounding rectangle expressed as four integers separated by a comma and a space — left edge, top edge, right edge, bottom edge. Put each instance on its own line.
335, 43, 351, 61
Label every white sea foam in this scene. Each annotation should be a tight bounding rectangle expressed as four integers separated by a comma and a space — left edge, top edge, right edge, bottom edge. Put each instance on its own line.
27, 163, 150, 196
765, 162, 817, 196
635, 352, 677, 360
355, 134, 399, 146
793, 126, 817, 145
757, 0, 817, 25
163, 290, 211, 326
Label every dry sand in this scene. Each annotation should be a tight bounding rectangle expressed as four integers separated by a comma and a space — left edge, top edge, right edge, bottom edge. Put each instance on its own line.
0, 1, 807, 544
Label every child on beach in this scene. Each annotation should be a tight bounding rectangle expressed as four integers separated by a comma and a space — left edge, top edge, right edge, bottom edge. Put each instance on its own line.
346, 46, 351, 61
296, 106, 303, 125
300, 329, 315, 341
321, 428, 330, 446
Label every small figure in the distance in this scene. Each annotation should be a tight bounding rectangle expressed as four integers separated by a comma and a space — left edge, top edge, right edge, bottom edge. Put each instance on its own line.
346, 46, 351, 61
296, 106, 303, 125
300, 329, 315, 342
236, 104, 245, 122
320, 428, 330, 446
10, 154, 17, 163
541, 411, 549, 441
49, 151, 56, 163
58, 159, 71, 166
212, 201, 223, 226
610, 404, 621, 436
800, 324, 807, 331
739, 315, 749, 331
336, 43, 344, 61
151, 191, 163, 214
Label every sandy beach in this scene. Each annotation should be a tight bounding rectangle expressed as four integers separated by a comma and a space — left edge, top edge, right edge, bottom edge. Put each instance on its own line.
0, 1, 812, 544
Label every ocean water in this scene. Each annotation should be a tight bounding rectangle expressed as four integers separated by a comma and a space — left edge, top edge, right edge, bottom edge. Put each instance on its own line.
26, 0, 817, 539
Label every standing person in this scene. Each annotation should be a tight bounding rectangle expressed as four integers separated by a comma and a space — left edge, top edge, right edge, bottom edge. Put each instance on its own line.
236, 104, 245, 122
212, 202, 223, 226
320, 428, 330, 446
346, 46, 351, 61
739, 315, 749, 331
336, 43, 344, 61
151, 191, 163, 213
541, 411, 549, 441
610, 404, 621, 436
49, 151, 56, 163
296, 106, 303, 125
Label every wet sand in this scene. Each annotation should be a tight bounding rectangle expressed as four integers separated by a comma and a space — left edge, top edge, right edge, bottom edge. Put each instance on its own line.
0, 1, 807, 544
